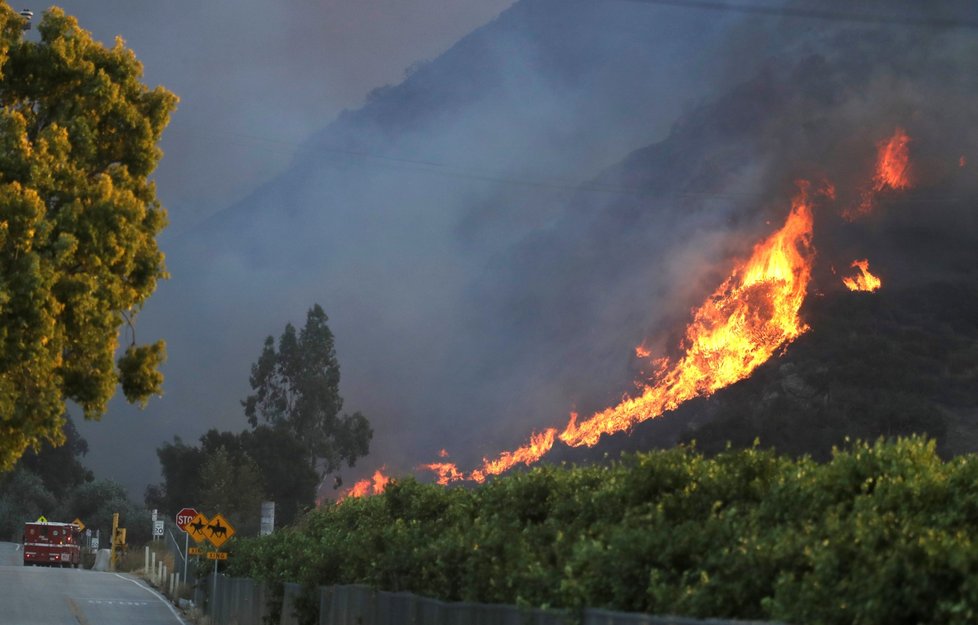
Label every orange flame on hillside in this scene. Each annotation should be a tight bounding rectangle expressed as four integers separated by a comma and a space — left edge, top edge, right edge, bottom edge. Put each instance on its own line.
330, 127, 930, 500
420, 461, 465, 486
419, 184, 816, 480
845, 128, 912, 220
560, 185, 815, 447
873, 128, 911, 192
842, 259, 882, 292
470, 428, 558, 483
340, 468, 391, 500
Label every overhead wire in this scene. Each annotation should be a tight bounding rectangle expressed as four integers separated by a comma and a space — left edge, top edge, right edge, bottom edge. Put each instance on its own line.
611, 0, 978, 29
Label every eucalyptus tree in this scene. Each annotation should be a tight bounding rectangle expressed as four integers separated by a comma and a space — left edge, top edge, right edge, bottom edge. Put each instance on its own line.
0, 5, 177, 468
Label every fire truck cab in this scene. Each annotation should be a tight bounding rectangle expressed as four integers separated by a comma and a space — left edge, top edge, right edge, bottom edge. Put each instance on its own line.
22, 521, 81, 568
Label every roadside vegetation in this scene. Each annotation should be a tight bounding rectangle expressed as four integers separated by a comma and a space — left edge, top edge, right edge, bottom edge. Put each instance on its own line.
230, 436, 978, 625
0, 416, 150, 545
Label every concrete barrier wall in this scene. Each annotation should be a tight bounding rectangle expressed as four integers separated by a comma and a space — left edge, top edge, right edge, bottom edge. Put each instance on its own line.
207, 575, 785, 625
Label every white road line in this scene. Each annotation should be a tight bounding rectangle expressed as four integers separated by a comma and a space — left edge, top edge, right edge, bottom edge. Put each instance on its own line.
112, 574, 188, 624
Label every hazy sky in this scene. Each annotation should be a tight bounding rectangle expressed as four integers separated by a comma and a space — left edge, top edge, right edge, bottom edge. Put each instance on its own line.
36, 0, 514, 492
47, 1, 516, 233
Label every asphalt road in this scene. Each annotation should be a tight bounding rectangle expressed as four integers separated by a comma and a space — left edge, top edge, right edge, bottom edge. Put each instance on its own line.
0, 542, 187, 625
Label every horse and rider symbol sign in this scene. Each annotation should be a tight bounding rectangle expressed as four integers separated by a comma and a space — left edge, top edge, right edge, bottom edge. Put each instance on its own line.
186, 512, 235, 548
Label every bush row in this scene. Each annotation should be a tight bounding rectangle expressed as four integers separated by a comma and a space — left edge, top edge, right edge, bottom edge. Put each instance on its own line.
228, 437, 978, 625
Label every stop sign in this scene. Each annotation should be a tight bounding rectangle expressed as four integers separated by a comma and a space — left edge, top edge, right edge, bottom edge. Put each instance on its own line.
175, 507, 199, 532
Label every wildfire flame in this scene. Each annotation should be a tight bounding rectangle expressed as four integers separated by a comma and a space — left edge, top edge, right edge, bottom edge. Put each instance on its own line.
340, 468, 391, 500
421, 184, 816, 478
345, 130, 918, 496
873, 128, 911, 192
845, 128, 912, 220
469, 428, 558, 483
842, 259, 882, 292
560, 185, 815, 447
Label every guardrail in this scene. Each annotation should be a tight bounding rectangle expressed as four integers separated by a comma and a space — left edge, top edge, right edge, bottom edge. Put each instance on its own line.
204, 575, 784, 625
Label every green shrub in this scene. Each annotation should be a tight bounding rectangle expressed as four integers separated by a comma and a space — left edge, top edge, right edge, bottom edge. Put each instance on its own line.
229, 437, 978, 625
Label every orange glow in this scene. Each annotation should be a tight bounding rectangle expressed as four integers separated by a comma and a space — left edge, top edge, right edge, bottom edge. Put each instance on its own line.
422, 428, 559, 484
560, 186, 815, 447
842, 259, 881, 292
420, 461, 465, 486
469, 428, 558, 483
340, 468, 391, 501
845, 128, 913, 220
418, 185, 816, 483
874, 128, 911, 191
438, 448, 449, 458
961, 156, 967, 168
635, 344, 652, 358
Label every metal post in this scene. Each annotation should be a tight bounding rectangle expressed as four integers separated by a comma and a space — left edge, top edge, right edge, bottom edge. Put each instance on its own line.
184, 533, 189, 582
151, 552, 157, 583
212, 559, 218, 614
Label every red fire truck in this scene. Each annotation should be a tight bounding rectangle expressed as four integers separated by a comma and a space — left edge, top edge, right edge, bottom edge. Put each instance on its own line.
22, 521, 82, 568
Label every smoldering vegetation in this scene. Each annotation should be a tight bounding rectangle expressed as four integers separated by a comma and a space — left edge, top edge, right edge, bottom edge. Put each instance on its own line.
103, 0, 978, 488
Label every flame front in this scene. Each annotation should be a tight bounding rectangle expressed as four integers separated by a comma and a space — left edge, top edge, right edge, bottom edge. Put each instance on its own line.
559, 187, 815, 447
341, 129, 924, 497
842, 259, 881, 292
469, 428, 558, 483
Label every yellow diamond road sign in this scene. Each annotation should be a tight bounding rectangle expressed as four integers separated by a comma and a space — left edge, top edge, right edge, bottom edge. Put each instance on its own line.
36, 515, 47, 523
186, 512, 210, 545
205, 514, 235, 548
72, 518, 85, 532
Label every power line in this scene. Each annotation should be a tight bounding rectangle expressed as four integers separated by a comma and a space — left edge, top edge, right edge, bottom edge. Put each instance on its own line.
167, 123, 968, 206
613, 0, 978, 29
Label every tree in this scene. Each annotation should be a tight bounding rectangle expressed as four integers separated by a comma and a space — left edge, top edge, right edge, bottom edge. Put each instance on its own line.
198, 447, 264, 537
147, 436, 206, 516
148, 427, 319, 528
243, 304, 372, 482
66, 478, 151, 545
0, 5, 177, 469
0, 468, 56, 540
240, 425, 319, 526
18, 415, 93, 499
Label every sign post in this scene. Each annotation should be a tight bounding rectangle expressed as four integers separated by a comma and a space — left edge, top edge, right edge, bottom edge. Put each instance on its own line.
203, 513, 236, 604
175, 507, 199, 582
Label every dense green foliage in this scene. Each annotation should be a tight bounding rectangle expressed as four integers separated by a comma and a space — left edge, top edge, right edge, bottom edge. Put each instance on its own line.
230, 437, 978, 625
0, 4, 177, 469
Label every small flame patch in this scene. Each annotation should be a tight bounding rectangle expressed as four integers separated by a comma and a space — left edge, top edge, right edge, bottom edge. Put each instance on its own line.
842, 259, 882, 292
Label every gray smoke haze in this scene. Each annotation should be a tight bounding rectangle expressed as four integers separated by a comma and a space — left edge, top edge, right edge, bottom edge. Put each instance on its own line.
47, 0, 515, 231
63, 1, 978, 497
